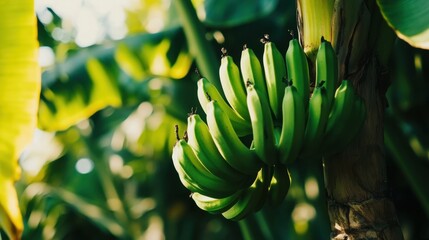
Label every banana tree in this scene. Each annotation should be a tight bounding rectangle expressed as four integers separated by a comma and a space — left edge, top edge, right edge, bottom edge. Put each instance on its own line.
175, 0, 429, 239
297, 0, 403, 238
297, 0, 429, 238
2, 0, 429, 239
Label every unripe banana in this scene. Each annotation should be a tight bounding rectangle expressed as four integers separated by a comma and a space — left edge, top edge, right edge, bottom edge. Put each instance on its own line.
197, 78, 252, 136
262, 35, 287, 119
171, 138, 204, 194
219, 49, 250, 120
172, 159, 206, 194
267, 164, 291, 206
285, 38, 310, 108
300, 82, 329, 159
172, 139, 241, 198
323, 94, 366, 156
273, 127, 281, 145
278, 82, 306, 165
240, 45, 267, 95
339, 97, 365, 146
192, 191, 242, 214
246, 83, 277, 165
206, 100, 261, 175
253, 165, 273, 212
221, 166, 270, 221
187, 113, 252, 184
322, 80, 359, 155
324, 80, 357, 135
315, 38, 338, 110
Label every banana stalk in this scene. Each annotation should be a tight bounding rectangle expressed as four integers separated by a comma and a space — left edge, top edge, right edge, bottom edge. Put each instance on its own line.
297, 0, 335, 62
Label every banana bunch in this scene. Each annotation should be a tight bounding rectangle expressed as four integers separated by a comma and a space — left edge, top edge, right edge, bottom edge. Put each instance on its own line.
172, 35, 365, 221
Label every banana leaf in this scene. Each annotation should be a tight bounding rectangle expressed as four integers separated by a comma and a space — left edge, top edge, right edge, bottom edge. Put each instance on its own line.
0, 0, 40, 239
204, 0, 279, 27
38, 27, 192, 132
377, 0, 429, 49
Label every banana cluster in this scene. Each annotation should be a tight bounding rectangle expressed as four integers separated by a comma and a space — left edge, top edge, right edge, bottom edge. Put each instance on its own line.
172, 35, 365, 221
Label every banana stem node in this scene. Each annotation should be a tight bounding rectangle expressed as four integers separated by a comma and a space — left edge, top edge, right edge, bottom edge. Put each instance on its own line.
188, 107, 198, 116
175, 125, 180, 141
260, 34, 271, 44
221, 47, 228, 58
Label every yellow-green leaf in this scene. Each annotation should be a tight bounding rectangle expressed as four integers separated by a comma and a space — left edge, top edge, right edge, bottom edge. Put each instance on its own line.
38, 58, 122, 131
38, 28, 192, 132
0, 0, 41, 239
378, 0, 429, 49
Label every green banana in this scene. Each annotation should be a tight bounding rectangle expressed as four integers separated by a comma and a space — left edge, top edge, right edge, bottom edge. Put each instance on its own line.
324, 80, 357, 136
278, 82, 306, 165
300, 82, 329, 159
192, 191, 242, 214
322, 80, 360, 155
285, 38, 310, 108
246, 83, 277, 165
172, 139, 241, 198
262, 35, 287, 119
338, 97, 366, 148
186, 113, 251, 184
323, 93, 366, 156
206, 100, 262, 175
273, 127, 281, 145
172, 158, 206, 194
197, 77, 252, 136
315, 38, 338, 110
240, 45, 267, 95
221, 166, 270, 221
171, 139, 214, 195
253, 165, 273, 212
219, 49, 250, 120
267, 164, 291, 206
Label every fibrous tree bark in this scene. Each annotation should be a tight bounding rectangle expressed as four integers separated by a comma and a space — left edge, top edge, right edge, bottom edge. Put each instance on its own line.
323, 58, 403, 240
298, 0, 404, 239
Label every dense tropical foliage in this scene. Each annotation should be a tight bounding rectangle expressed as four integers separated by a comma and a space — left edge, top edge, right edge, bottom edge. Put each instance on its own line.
1, 0, 429, 239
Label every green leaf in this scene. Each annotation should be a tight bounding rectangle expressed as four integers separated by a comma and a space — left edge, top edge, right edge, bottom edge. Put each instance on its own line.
23, 183, 126, 238
0, 0, 40, 239
204, 0, 278, 27
38, 28, 192, 132
38, 55, 122, 132
384, 112, 429, 217
377, 0, 429, 49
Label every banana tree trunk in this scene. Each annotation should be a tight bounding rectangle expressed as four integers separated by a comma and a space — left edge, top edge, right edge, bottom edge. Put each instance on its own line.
323, 58, 403, 240
297, 0, 404, 239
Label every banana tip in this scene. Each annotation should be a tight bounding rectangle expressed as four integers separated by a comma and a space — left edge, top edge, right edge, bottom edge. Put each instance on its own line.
260, 34, 270, 44
221, 47, 228, 58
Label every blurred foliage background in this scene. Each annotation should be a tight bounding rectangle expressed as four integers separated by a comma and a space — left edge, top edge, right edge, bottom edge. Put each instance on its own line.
2, 0, 429, 239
